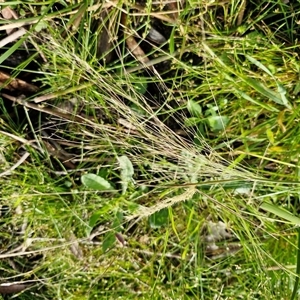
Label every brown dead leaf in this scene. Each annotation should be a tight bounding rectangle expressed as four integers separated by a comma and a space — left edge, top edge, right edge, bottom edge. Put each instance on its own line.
121, 12, 149, 65
61, 3, 87, 39
0, 27, 27, 48
1, 4, 19, 35
125, 35, 149, 64
130, 3, 179, 24
237, 0, 246, 26
0, 283, 32, 295
0, 71, 38, 93
69, 233, 83, 260
96, 9, 115, 63
115, 232, 126, 246
1, 7, 14, 19
166, 1, 180, 20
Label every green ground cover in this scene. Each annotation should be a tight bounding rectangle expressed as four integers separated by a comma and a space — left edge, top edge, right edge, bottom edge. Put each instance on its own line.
1, 1, 300, 299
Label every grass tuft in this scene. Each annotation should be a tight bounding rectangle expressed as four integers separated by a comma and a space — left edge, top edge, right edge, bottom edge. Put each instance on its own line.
1, 1, 300, 299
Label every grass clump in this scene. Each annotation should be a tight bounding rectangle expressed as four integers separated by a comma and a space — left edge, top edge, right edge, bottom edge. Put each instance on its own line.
1, 0, 300, 299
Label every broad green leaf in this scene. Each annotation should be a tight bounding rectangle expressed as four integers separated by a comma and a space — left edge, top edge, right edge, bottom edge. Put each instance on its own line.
34, 20, 48, 32
149, 208, 169, 228
81, 173, 112, 191
118, 155, 134, 194
88, 210, 102, 229
112, 210, 123, 231
260, 202, 300, 225
185, 117, 202, 127
128, 76, 148, 95
187, 99, 202, 118
64, 181, 72, 188
102, 232, 116, 252
135, 81, 148, 94
207, 115, 229, 131
126, 200, 140, 213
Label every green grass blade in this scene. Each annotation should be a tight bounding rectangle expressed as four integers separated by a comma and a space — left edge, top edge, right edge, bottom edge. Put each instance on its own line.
235, 89, 279, 112
291, 228, 300, 300
260, 202, 300, 225
245, 54, 273, 77
243, 77, 287, 107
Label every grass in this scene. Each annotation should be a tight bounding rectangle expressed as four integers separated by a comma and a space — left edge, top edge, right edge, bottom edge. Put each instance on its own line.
1, 0, 300, 299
